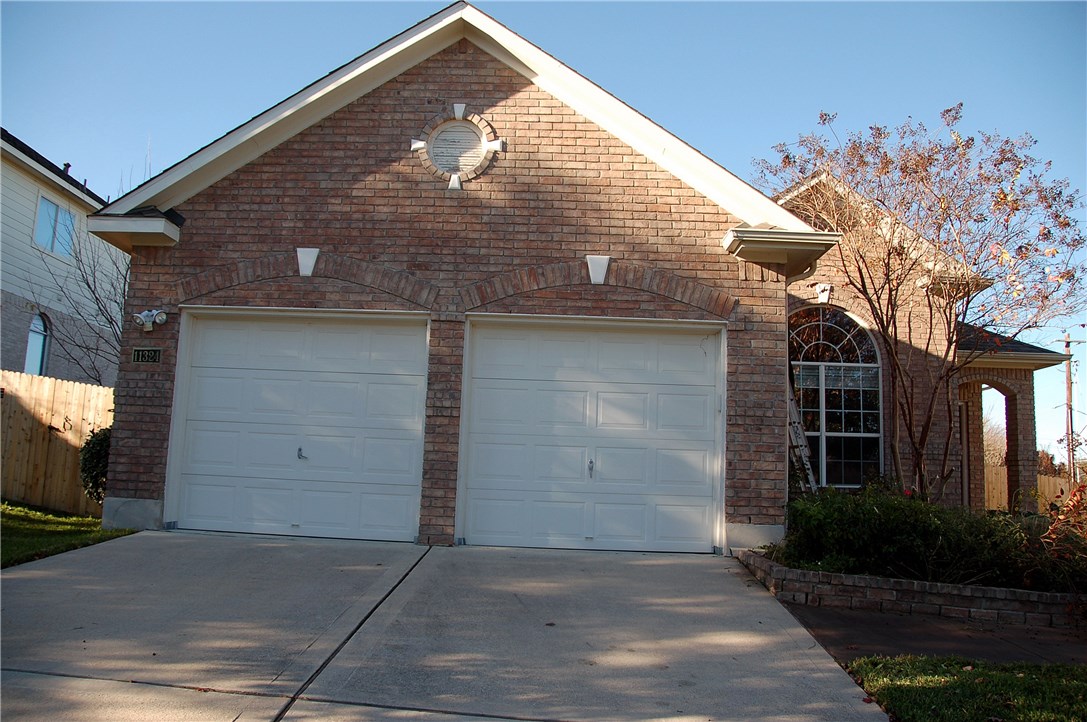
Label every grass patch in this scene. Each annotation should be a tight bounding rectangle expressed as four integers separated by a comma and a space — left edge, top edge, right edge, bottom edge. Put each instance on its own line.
851, 655, 1087, 722
1, 501, 134, 568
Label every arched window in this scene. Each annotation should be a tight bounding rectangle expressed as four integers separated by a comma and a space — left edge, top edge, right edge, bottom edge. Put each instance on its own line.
24, 314, 50, 375
789, 306, 881, 486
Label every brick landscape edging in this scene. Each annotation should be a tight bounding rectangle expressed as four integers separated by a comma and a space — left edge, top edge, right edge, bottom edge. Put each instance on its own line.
736, 549, 1083, 628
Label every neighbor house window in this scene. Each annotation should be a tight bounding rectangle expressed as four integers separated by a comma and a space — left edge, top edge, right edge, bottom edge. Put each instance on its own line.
34, 195, 74, 256
24, 314, 49, 375
789, 306, 882, 487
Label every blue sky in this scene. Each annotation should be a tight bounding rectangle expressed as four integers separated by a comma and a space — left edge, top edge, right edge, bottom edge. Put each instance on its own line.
3, 1, 1084, 456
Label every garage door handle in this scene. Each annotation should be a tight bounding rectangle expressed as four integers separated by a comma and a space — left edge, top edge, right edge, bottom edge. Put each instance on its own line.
297, 447, 308, 460
588, 459, 594, 478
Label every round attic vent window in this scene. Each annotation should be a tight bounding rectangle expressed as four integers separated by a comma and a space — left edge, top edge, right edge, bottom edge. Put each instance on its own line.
428, 121, 485, 174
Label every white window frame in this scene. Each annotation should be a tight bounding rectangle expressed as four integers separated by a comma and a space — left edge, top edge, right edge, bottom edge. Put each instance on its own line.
33, 193, 76, 256
24, 313, 50, 375
789, 306, 883, 488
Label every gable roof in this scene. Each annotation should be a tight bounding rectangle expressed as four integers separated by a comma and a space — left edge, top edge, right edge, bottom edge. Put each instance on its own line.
2, 127, 106, 209
774, 170, 988, 290
958, 323, 1069, 370
90, 2, 835, 267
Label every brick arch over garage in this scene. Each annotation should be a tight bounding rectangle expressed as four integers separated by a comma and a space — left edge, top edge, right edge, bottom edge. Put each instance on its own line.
459, 260, 737, 318
176, 252, 440, 308
957, 367, 1038, 513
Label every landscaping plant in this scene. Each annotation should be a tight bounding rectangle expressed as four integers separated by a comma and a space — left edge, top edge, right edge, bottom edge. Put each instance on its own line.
771, 487, 1087, 594
79, 426, 111, 504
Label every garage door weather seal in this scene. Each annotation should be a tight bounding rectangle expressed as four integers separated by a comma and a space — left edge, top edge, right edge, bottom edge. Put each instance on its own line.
271, 546, 432, 722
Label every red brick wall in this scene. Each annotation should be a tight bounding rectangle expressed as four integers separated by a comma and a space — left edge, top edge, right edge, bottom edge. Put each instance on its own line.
110, 40, 791, 541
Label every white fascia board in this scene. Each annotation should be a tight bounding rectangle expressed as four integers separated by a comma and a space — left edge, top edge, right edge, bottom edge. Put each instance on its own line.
104, 6, 472, 215
87, 216, 181, 253
460, 8, 811, 232
723, 226, 840, 278
1, 140, 103, 211
965, 351, 1070, 371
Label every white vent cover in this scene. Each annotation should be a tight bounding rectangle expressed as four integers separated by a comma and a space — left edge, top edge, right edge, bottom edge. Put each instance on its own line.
428, 122, 485, 174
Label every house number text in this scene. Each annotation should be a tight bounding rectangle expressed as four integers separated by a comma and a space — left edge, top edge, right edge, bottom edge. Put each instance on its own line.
132, 348, 162, 364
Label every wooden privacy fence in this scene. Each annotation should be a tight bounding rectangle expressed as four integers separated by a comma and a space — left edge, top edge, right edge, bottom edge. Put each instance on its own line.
984, 466, 1076, 511
1, 370, 114, 517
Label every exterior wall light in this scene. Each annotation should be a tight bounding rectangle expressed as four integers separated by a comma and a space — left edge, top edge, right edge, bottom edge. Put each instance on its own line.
133, 309, 168, 332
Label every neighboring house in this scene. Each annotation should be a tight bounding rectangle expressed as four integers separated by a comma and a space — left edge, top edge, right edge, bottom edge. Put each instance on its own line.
85, 2, 1060, 552
1, 128, 124, 386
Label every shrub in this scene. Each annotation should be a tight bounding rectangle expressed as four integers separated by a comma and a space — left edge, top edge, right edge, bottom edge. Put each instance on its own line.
79, 427, 111, 504
774, 488, 1070, 590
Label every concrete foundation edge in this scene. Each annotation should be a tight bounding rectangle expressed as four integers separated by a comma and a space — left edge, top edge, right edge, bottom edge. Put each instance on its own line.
726, 523, 784, 555
102, 497, 163, 531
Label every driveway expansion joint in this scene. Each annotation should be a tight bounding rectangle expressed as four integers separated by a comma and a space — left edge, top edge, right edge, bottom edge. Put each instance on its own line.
271, 544, 433, 721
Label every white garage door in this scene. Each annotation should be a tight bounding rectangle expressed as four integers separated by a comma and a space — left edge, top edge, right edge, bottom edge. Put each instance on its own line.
463, 322, 722, 552
173, 314, 426, 541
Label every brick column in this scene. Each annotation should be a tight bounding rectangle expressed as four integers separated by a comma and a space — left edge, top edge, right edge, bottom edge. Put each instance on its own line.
958, 382, 986, 511
418, 315, 464, 545
1006, 381, 1038, 513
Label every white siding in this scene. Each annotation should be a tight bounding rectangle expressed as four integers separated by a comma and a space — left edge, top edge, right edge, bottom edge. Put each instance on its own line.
0, 159, 123, 317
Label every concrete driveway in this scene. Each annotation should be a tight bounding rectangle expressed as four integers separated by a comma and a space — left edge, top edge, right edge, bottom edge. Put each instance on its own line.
1, 532, 884, 721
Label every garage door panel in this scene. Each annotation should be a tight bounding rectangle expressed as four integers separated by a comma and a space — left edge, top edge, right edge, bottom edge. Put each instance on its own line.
537, 389, 590, 427
464, 323, 721, 552
466, 496, 526, 540
184, 422, 421, 484
366, 382, 422, 421
182, 480, 236, 523
597, 392, 649, 430
470, 438, 712, 495
238, 484, 294, 526
531, 500, 587, 540
472, 326, 717, 385
188, 373, 246, 415
184, 428, 242, 472
299, 488, 357, 532
594, 446, 648, 486
538, 337, 592, 373
655, 504, 712, 544
189, 318, 427, 376
245, 431, 299, 472
186, 370, 423, 430
594, 503, 648, 543
471, 441, 530, 485
357, 491, 417, 533
472, 386, 531, 426
657, 393, 713, 432
657, 448, 712, 490
470, 380, 713, 440
466, 490, 712, 552
534, 445, 587, 483
599, 339, 651, 373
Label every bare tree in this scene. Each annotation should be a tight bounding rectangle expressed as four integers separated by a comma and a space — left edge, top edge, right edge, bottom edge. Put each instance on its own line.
30, 215, 129, 385
759, 104, 1085, 500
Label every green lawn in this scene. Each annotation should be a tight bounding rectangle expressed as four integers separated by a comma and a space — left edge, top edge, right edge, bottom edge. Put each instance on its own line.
1, 501, 134, 568
851, 655, 1087, 722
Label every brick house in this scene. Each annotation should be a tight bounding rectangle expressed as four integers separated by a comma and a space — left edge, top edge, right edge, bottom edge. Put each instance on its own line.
778, 176, 1068, 511
88, 3, 1060, 552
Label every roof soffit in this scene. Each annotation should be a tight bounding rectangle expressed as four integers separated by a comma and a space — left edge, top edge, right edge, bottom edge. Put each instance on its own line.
99, 2, 812, 235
